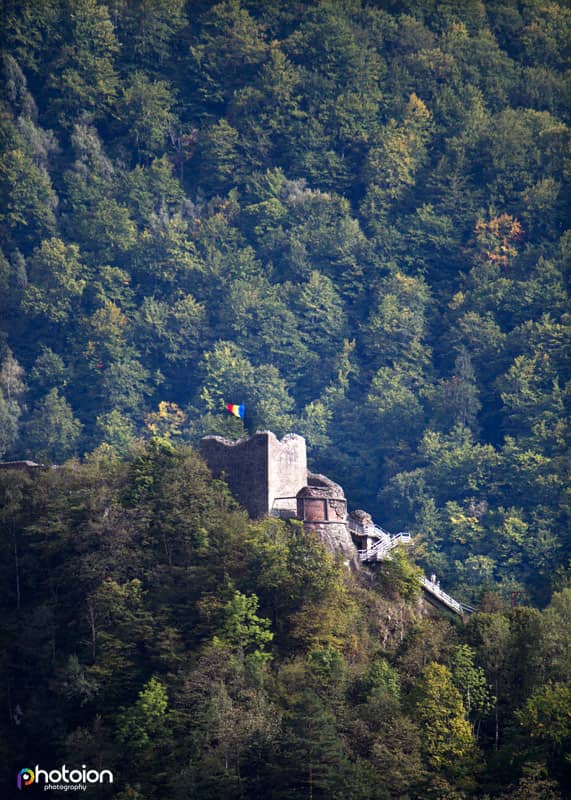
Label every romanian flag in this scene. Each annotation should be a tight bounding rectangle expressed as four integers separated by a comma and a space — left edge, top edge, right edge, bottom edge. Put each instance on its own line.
226, 403, 245, 420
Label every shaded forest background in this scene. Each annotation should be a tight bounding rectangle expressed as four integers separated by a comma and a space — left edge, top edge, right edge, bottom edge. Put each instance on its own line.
1, 0, 569, 603
0, 1, 569, 797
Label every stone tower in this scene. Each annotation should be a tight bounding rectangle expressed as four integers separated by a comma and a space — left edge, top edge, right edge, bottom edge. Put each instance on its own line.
296, 473, 357, 562
200, 431, 307, 519
200, 430, 358, 564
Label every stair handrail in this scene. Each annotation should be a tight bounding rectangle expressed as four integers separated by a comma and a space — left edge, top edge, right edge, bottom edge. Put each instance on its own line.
421, 576, 464, 614
357, 531, 412, 561
350, 516, 471, 616
358, 539, 392, 561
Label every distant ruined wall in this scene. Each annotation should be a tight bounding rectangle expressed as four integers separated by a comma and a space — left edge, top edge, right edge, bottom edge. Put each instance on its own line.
0, 461, 46, 471
200, 431, 307, 519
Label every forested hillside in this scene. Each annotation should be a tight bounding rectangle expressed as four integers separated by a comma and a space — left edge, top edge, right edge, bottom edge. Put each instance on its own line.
0, 1, 569, 794
1, 445, 570, 798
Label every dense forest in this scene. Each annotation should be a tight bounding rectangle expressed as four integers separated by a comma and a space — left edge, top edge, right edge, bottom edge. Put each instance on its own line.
1, 446, 570, 798
0, 0, 569, 796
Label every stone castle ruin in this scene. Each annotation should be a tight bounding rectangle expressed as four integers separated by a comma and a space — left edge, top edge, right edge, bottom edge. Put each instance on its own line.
199, 431, 307, 520
200, 430, 473, 617
200, 431, 357, 561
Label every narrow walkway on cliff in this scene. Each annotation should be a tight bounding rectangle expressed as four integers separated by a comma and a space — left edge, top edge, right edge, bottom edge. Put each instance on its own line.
348, 517, 474, 618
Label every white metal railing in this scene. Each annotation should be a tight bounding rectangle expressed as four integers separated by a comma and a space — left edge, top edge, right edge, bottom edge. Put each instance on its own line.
358, 540, 391, 561
350, 517, 469, 616
357, 531, 412, 562
350, 519, 411, 542
391, 532, 412, 545
421, 576, 465, 615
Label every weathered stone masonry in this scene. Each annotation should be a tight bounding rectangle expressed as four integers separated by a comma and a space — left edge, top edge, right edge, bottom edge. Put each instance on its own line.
200, 431, 357, 562
199, 431, 307, 519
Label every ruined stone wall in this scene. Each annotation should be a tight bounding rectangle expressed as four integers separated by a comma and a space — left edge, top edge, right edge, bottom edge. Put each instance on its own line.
0, 461, 43, 470
199, 431, 307, 519
200, 432, 269, 518
267, 433, 307, 518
